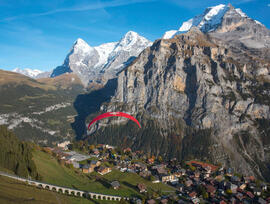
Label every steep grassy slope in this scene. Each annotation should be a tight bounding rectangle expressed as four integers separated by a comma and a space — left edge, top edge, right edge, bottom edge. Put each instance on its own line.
0, 175, 114, 204
33, 150, 174, 197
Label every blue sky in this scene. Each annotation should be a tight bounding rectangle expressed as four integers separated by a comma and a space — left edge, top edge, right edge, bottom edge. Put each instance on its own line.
0, 0, 269, 71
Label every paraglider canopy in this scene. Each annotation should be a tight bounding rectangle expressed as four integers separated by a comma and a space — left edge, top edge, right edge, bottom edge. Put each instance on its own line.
88, 112, 141, 129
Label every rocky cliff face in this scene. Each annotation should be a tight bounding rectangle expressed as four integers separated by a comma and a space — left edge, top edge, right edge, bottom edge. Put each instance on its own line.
88, 5, 270, 180
51, 31, 152, 86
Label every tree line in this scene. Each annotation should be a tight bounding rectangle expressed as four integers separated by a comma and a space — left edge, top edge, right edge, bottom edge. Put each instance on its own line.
0, 125, 40, 179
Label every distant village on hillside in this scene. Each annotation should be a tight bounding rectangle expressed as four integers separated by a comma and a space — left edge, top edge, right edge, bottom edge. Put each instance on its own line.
40, 141, 270, 204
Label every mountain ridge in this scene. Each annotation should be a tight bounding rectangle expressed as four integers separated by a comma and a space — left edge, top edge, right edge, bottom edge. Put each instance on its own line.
50, 31, 152, 86
162, 4, 266, 40
84, 6, 270, 181
12, 68, 51, 79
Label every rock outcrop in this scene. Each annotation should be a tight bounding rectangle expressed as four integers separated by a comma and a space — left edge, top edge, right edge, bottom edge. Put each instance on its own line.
88, 15, 270, 180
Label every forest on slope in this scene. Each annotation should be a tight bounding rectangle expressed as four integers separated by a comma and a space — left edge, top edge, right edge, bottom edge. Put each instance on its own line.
0, 125, 40, 179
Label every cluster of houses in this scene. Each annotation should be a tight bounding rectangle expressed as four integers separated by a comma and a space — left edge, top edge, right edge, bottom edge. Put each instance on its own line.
51, 143, 113, 176
51, 142, 270, 204
169, 162, 270, 204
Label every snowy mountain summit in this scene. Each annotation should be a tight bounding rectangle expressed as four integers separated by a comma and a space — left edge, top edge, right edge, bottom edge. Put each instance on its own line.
51, 31, 152, 86
163, 4, 262, 39
12, 68, 47, 79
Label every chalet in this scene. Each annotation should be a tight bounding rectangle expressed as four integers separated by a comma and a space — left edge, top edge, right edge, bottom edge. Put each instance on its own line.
134, 162, 147, 171
97, 166, 112, 175
60, 153, 71, 160
81, 164, 94, 173
152, 164, 166, 170
246, 191, 254, 199
189, 191, 197, 199
239, 183, 247, 190
180, 169, 186, 176
194, 171, 200, 178
127, 166, 136, 173
139, 170, 151, 178
253, 188, 262, 196
176, 183, 185, 192
261, 183, 267, 191
206, 184, 216, 196
148, 158, 155, 164
161, 174, 177, 183
92, 148, 99, 155
120, 167, 127, 172
204, 173, 210, 179
248, 183, 256, 190
185, 179, 193, 187
137, 183, 147, 193
228, 183, 238, 193
235, 193, 244, 201
214, 175, 223, 182
204, 166, 212, 174
152, 176, 160, 183
72, 161, 80, 169
231, 176, 240, 183
156, 167, 167, 175
111, 181, 120, 190
90, 160, 101, 167
57, 141, 70, 150
173, 171, 182, 178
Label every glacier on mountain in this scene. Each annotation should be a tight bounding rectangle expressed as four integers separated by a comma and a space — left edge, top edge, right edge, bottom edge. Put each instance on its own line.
162, 4, 252, 39
12, 68, 43, 78
51, 31, 152, 86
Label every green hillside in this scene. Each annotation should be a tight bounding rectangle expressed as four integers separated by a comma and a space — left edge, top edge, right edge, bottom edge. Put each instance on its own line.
0, 175, 115, 204
0, 125, 39, 179
33, 149, 175, 198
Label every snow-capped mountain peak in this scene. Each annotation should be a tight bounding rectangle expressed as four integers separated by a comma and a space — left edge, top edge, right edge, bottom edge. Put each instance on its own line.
162, 3, 258, 39
72, 38, 94, 54
12, 68, 44, 78
163, 30, 179, 39
94, 42, 118, 68
235, 8, 247, 18
114, 31, 151, 53
178, 4, 229, 33
51, 31, 152, 86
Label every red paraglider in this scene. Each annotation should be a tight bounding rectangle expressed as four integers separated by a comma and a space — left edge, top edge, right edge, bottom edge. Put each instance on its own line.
88, 112, 141, 129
